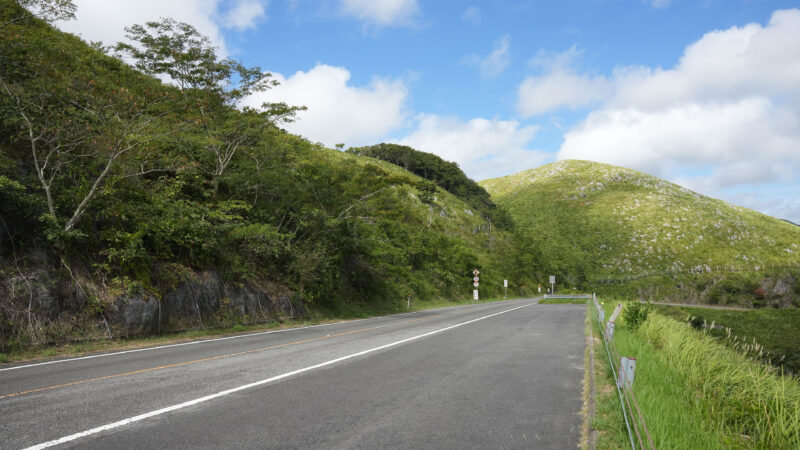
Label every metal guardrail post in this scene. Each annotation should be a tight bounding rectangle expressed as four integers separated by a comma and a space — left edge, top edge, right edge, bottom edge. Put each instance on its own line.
618, 357, 637, 389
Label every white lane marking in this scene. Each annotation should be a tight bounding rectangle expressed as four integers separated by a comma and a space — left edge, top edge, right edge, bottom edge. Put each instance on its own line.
1, 297, 536, 373
24, 303, 532, 450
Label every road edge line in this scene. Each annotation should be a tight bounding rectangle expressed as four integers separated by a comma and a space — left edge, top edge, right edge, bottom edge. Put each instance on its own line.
24, 303, 532, 450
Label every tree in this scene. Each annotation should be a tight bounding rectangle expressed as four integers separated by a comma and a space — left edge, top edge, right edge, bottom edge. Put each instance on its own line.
116, 18, 304, 194
1, 18, 179, 231
1, 0, 76, 29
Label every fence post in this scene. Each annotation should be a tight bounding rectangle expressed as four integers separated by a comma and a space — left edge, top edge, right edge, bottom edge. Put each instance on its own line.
606, 321, 615, 339
617, 357, 637, 389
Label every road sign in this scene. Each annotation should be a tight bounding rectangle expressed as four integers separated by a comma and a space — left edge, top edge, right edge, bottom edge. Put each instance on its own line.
503, 279, 508, 287
473, 269, 480, 276
473, 276, 480, 282
473, 281, 479, 287
549, 275, 555, 284
473, 289, 479, 301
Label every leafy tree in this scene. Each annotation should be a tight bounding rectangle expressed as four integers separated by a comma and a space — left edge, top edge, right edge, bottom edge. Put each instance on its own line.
1, 0, 75, 29
115, 18, 304, 194
1, 6, 179, 231
347, 143, 513, 229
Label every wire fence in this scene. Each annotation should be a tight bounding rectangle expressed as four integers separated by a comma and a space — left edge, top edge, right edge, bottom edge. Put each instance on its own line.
593, 294, 655, 450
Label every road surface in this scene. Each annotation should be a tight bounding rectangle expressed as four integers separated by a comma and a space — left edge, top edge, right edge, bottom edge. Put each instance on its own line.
0, 298, 586, 449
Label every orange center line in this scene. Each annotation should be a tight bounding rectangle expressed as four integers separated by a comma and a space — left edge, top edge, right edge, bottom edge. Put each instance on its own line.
0, 315, 434, 401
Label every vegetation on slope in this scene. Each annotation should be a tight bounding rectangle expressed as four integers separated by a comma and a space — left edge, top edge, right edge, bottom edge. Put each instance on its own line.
481, 160, 800, 305
591, 301, 800, 448
346, 143, 512, 230
0, 1, 531, 349
655, 305, 800, 375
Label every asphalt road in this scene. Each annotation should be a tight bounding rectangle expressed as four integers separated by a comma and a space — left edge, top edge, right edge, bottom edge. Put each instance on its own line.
0, 298, 586, 449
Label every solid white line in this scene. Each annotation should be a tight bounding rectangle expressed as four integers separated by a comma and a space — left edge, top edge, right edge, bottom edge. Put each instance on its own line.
24, 302, 532, 450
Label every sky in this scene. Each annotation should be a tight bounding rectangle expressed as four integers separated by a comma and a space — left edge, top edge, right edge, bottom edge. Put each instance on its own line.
55, 0, 800, 223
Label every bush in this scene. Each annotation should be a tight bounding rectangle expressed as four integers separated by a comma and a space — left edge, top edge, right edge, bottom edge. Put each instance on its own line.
622, 301, 652, 330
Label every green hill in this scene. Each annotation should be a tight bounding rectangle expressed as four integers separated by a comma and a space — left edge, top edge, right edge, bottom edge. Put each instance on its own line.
0, 1, 529, 349
481, 160, 800, 306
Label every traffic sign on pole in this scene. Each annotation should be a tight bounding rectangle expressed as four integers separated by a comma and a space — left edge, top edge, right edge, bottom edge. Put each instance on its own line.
473, 281, 479, 287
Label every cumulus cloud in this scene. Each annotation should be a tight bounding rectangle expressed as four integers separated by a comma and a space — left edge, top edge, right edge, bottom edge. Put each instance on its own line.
221, 0, 266, 31
559, 98, 800, 183
461, 6, 480, 26
553, 9, 800, 220
56, 0, 268, 53
465, 34, 512, 79
339, 0, 419, 27
245, 64, 408, 147
517, 46, 611, 116
398, 115, 545, 180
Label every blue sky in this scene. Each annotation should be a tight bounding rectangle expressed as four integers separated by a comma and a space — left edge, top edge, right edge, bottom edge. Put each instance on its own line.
58, 1, 800, 222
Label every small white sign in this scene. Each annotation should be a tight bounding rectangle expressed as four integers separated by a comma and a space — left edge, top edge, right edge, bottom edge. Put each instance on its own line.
549, 275, 556, 284
504, 279, 508, 287
473, 276, 480, 282
473, 289, 479, 300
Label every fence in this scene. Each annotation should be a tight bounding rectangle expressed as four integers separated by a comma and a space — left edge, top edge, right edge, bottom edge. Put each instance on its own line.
593, 294, 655, 450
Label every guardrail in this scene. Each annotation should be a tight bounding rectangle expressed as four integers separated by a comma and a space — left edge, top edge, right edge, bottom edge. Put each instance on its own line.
542, 294, 593, 299
592, 294, 655, 450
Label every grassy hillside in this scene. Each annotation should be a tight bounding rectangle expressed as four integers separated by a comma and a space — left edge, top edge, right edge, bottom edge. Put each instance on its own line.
481, 160, 800, 305
0, 1, 531, 349
655, 305, 800, 375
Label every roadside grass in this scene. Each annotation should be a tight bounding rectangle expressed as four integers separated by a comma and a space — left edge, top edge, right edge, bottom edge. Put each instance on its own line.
654, 305, 800, 375
591, 299, 800, 448
0, 295, 534, 364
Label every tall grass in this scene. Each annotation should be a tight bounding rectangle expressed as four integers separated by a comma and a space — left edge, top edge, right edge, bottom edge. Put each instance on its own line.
635, 313, 800, 448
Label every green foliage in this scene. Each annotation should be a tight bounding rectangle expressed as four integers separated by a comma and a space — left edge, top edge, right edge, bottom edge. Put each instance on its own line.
656, 305, 800, 375
347, 143, 512, 230
621, 301, 652, 330
0, 2, 534, 349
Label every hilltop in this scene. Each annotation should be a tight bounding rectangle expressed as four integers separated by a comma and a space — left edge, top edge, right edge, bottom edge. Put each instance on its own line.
481, 160, 800, 306
0, 2, 530, 349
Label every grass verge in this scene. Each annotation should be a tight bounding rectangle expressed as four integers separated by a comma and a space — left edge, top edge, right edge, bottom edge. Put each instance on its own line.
654, 305, 800, 375
591, 299, 800, 448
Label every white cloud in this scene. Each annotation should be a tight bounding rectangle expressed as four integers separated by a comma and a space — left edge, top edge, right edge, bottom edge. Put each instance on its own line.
339, 0, 418, 27
246, 64, 408, 147
517, 46, 611, 116
398, 115, 545, 180
461, 6, 480, 26
553, 9, 800, 220
221, 0, 266, 31
518, 71, 611, 116
465, 34, 512, 79
57, 0, 226, 51
559, 98, 800, 184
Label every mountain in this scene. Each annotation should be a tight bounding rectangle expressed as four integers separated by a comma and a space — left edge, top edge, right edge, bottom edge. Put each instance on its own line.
481, 160, 800, 306
0, 2, 531, 348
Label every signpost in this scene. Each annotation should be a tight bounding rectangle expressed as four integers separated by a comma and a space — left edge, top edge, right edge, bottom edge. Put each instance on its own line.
503, 279, 508, 298
549, 275, 555, 295
473, 269, 480, 301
